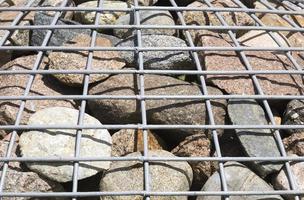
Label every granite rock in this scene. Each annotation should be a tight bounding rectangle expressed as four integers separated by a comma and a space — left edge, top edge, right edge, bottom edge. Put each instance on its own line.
0, 55, 77, 138
127, 0, 158, 6
116, 35, 194, 70
100, 150, 193, 200
181, 0, 255, 42
199, 31, 304, 95
254, 1, 304, 47
283, 132, 304, 156
273, 160, 304, 200
88, 74, 227, 141
31, 12, 121, 47
19, 107, 112, 182
171, 134, 215, 191
75, 1, 128, 28
228, 99, 283, 177
1, 167, 66, 200
48, 34, 125, 87
0, 138, 19, 169
114, 10, 175, 38
111, 129, 166, 157
283, 100, 304, 134
198, 162, 283, 200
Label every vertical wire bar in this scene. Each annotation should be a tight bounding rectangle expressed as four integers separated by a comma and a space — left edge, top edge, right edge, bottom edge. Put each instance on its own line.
133, 0, 151, 199
0, 0, 69, 198
71, 0, 104, 199
203, 0, 301, 199
168, 0, 230, 199
0, 0, 37, 46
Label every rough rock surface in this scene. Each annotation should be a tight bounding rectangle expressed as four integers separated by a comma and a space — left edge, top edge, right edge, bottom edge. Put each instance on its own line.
111, 129, 166, 157
228, 99, 283, 177
273, 160, 304, 200
75, 1, 128, 27
283, 100, 304, 134
199, 31, 304, 95
1, 167, 66, 200
19, 107, 112, 182
254, 1, 304, 47
182, 0, 255, 42
198, 162, 283, 200
48, 34, 125, 87
283, 132, 304, 156
0, 138, 19, 169
88, 74, 226, 141
127, 0, 158, 6
0, 55, 77, 138
100, 150, 193, 200
116, 35, 194, 70
171, 134, 216, 191
114, 10, 175, 38
31, 12, 121, 47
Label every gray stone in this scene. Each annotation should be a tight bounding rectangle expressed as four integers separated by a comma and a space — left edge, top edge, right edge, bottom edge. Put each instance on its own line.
48, 34, 125, 87
100, 150, 193, 200
1, 167, 66, 200
171, 134, 216, 191
228, 99, 283, 177
0, 55, 77, 138
273, 159, 304, 200
283, 100, 304, 134
116, 35, 194, 70
88, 74, 226, 141
111, 129, 167, 157
126, 0, 158, 6
114, 10, 175, 38
31, 12, 121, 47
75, 1, 128, 27
19, 107, 112, 182
198, 162, 283, 200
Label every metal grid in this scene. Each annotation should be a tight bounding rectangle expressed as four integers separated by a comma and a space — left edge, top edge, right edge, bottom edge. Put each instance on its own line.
0, 0, 303, 199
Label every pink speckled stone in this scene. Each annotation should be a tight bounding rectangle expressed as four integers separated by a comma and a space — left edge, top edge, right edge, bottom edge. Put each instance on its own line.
199, 31, 304, 95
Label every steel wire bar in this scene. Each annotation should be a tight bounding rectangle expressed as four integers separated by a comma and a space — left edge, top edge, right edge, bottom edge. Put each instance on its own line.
0, 0, 304, 199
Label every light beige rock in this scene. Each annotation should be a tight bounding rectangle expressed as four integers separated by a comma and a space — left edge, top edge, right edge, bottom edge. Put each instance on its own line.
19, 107, 112, 182
75, 1, 128, 27
48, 34, 125, 87
127, 0, 157, 6
273, 160, 304, 200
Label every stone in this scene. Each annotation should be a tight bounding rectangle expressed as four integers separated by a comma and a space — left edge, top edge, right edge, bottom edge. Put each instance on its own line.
100, 150, 193, 200
238, 30, 290, 51
31, 12, 121, 47
199, 31, 304, 95
254, 1, 304, 47
127, 0, 158, 6
111, 129, 166, 157
197, 162, 283, 200
181, 0, 255, 42
283, 132, 304, 156
88, 74, 227, 141
1, 167, 66, 200
283, 100, 304, 134
228, 99, 283, 177
0, 138, 19, 169
19, 107, 112, 182
0, 55, 77, 138
48, 34, 125, 87
171, 134, 215, 191
273, 160, 304, 200
75, 1, 128, 28
116, 35, 194, 70
114, 10, 175, 38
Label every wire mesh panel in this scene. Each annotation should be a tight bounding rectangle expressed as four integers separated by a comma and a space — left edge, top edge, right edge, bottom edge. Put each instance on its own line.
0, 0, 303, 199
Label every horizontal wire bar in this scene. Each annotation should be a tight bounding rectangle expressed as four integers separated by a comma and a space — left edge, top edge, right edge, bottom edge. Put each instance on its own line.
1, 190, 304, 197
0, 24, 303, 32
1, 69, 304, 75
0, 94, 304, 101
0, 46, 303, 51
0, 6, 304, 15
0, 124, 304, 130
0, 156, 304, 162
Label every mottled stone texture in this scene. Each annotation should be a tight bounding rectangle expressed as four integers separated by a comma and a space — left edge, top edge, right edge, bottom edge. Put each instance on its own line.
283, 100, 304, 134
283, 132, 304, 156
